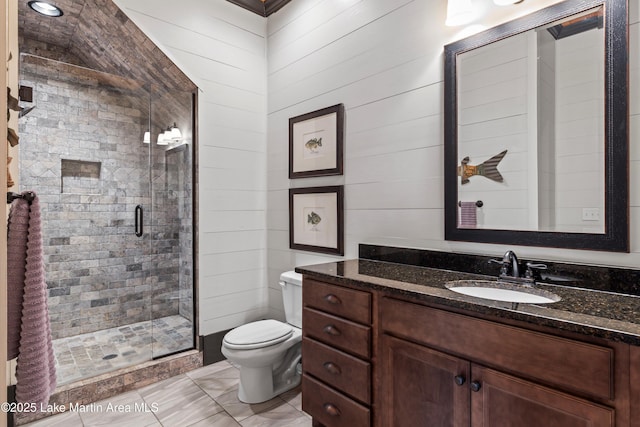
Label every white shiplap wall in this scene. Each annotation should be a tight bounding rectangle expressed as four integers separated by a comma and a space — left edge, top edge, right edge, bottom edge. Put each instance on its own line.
114, 0, 640, 332
267, 0, 640, 318
554, 28, 605, 232
114, 0, 268, 336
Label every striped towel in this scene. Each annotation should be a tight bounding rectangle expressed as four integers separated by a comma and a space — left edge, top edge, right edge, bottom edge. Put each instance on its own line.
458, 202, 477, 228
7, 192, 57, 405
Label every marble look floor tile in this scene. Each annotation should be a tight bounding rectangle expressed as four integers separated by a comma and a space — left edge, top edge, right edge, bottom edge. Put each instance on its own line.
186, 411, 242, 427
215, 389, 285, 421
78, 390, 159, 427
189, 366, 240, 399
138, 374, 224, 426
23, 359, 312, 427
279, 386, 302, 412
22, 410, 84, 427
239, 401, 312, 427
187, 362, 238, 381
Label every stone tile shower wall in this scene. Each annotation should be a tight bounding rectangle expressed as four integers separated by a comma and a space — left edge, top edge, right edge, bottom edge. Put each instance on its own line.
18, 57, 188, 340
162, 144, 193, 322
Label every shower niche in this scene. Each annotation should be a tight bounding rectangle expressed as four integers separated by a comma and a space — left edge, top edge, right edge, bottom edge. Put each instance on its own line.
18, 53, 196, 385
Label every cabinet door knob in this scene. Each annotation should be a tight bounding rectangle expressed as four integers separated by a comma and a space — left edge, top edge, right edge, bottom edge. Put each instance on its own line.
454, 375, 466, 386
323, 362, 342, 375
324, 294, 341, 305
470, 381, 482, 392
323, 325, 341, 336
323, 403, 341, 417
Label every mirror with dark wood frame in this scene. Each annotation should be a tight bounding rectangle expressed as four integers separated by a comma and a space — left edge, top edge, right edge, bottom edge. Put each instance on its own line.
444, 0, 628, 252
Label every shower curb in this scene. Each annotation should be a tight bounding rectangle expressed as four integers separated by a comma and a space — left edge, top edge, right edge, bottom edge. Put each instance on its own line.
14, 349, 203, 425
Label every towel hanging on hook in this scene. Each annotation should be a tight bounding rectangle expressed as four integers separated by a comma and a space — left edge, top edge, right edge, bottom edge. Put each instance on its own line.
7, 191, 35, 204
458, 200, 483, 208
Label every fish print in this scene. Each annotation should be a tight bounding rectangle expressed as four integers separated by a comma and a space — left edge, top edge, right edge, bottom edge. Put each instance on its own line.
457, 149, 507, 185
307, 211, 322, 230
304, 138, 322, 153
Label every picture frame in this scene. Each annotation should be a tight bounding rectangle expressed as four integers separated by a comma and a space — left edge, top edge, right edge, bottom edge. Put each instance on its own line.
289, 104, 344, 179
289, 186, 344, 255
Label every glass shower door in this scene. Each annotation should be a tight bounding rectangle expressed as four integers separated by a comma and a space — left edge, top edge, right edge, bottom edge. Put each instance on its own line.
148, 89, 195, 358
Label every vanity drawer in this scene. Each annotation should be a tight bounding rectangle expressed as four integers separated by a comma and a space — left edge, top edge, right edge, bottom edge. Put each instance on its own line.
303, 307, 371, 359
302, 374, 370, 427
302, 337, 371, 404
381, 297, 614, 401
303, 279, 371, 325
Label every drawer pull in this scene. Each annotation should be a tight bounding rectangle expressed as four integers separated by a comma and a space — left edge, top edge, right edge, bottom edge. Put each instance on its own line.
323, 403, 341, 417
323, 362, 342, 375
324, 294, 342, 305
471, 381, 482, 392
323, 325, 341, 336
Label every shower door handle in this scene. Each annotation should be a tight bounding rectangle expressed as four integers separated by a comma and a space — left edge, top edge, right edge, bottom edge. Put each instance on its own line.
135, 205, 143, 237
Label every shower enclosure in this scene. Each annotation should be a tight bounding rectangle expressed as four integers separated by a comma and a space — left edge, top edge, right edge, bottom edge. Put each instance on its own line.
18, 54, 195, 385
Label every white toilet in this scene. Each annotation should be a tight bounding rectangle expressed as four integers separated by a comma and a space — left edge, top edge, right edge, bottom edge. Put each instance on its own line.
221, 271, 303, 403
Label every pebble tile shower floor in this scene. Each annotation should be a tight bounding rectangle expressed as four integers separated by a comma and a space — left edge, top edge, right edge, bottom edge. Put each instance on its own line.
53, 315, 193, 386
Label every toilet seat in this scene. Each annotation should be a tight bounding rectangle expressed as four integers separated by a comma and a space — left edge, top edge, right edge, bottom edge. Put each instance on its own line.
223, 319, 293, 350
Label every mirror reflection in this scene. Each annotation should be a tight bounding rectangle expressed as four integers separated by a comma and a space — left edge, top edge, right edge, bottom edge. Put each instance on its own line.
444, 0, 628, 252
456, 7, 604, 233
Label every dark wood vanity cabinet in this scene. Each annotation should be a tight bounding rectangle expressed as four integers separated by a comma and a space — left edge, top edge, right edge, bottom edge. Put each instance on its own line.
301, 278, 373, 427
381, 335, 614, 426
301, 275, 634, 427
380, 297, 620, 427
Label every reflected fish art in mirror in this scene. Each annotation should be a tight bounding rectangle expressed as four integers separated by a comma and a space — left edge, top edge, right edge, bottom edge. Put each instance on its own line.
444, 0, 628, 252
458, 150, 507, 185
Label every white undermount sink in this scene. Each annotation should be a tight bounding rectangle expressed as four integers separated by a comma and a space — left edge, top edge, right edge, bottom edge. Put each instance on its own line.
445, 280, 561, 304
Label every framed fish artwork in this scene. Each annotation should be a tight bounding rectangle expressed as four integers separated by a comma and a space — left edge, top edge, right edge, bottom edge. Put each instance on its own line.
289, 104, 344, 179
289, 186, 344, 255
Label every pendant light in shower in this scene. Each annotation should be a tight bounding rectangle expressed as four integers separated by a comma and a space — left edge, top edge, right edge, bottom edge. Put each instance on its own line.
149, 124, 182, 145
157, 127, 170, 145
169, 123, 182, 141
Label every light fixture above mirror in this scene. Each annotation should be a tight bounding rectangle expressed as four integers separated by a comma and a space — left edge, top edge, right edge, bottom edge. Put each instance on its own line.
446, 0, 476, 26
494, 0, 524, 6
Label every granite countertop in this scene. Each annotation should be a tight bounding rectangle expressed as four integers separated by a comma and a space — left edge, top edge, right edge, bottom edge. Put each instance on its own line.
296, 259, 640, 346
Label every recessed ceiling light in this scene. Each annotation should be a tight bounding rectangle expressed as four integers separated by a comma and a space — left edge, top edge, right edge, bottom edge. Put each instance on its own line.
28, 1, 64, 17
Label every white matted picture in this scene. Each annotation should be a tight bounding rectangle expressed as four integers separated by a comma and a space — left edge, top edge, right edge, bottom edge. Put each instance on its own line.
289, 186, 344, 255
289, 104, 344, 178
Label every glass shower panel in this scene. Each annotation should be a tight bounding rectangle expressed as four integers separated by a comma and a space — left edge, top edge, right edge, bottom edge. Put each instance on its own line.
18, 55, 155, 384
149, 89, 195, 358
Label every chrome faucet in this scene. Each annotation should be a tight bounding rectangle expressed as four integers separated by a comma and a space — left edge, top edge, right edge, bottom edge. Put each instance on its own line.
489, 250, 547, 286
489, 250, 521, 280
502, 250, 520, 278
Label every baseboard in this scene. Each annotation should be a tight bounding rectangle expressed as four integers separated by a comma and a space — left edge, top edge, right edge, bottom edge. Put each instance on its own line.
7, 385, 15, 427
201, 330, 231, 365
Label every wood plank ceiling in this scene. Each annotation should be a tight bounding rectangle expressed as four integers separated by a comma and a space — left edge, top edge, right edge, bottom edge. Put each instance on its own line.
18, 0, 196, 93
17, 0, 291, 130
18, 0, 292, 90
225, 0, 292, 16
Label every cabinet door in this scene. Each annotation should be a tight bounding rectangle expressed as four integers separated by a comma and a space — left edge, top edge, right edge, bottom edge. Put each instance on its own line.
380, 335, 470, 427
471, 366, 614, 427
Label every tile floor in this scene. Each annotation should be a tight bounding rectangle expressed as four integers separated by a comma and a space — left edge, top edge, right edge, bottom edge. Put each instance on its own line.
23, 360, 311, 427
54, 315, 194, 386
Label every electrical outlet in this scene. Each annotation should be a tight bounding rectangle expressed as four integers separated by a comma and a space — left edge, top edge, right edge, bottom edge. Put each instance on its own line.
582, 208, 600, 221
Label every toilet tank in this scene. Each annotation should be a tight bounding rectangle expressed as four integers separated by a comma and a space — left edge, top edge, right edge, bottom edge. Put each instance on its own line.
279, 271, 303, 328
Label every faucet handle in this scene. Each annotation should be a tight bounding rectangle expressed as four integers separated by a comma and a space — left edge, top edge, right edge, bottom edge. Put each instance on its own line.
525, 262, 547, 279
488, 258, 508, 275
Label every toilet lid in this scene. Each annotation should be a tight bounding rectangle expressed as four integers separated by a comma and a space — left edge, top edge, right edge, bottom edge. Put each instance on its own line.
223, 319, 293, 350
